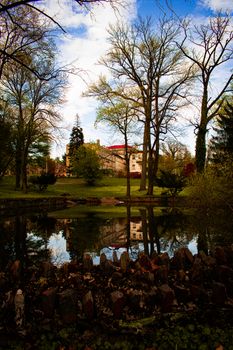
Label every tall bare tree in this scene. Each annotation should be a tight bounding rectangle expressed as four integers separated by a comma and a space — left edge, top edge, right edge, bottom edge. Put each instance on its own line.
178, 14, 233, 172
88, 16, 194, 194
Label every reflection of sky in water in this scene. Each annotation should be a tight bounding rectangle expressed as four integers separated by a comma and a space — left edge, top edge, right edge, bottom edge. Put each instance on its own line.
45, 234, 198, 267
48, 232, 70, 266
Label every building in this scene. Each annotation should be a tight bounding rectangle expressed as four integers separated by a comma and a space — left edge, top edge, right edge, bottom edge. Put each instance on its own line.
66, 141, 142, 177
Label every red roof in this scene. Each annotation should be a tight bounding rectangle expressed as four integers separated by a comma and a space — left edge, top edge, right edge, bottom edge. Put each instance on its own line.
107, 145, 133, 150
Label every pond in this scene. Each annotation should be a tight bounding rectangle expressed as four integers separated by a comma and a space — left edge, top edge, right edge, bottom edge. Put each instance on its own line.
0, 204, 232, 271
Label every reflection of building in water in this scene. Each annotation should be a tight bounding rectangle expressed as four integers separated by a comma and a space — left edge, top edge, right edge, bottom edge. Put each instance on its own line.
97, 218, 144, 250
130, 219, 143, 241
60, 217, 145, 254
98, 218, 127, 249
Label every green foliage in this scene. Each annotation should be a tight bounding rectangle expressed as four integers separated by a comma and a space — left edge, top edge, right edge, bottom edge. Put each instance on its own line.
188, 161, 233, 209
72, 145, 103, 185
68, 115, 84, 175
155, 170, 186, 197
209, 98, 233, 165
29, 172, 57, 191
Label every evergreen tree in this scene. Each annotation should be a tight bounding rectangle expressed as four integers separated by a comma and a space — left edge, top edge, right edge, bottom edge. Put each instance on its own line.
68, 115, 84, 175
210, 99, 233, 165
69, 115, 84, 158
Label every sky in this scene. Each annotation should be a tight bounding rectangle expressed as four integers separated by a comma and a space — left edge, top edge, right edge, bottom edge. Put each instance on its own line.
41, 0, 233, 158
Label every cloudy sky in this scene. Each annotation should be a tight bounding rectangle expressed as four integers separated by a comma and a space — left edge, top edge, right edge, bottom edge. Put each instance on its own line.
41, 0, 233, 158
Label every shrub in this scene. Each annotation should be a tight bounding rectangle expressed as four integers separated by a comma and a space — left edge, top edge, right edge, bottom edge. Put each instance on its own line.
29, 172, 57, 191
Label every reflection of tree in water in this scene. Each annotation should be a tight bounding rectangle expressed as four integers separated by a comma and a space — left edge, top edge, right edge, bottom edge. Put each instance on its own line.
65, 214, 106, 261
139, 207, 193, 257
0, 217, 16, 270
191, 208, 233, 254
0, 214, 55, 285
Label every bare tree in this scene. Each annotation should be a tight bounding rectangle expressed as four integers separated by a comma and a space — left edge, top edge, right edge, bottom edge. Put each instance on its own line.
96, 97, 139, 197
1, 39, 67, 192
88, 16, 194, 194
0, 0, 120, 78
178, 14, 233, 172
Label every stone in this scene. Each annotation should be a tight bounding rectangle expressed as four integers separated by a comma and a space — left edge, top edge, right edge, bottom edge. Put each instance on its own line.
174, 284, 191, 303
158, 284, 175, 312
156, 265, 168, 284
41, 287, 58, 318
111, 291, 125, 318
40, 261, 55, 278
112, 251, 119, 264
10, 260, 21, 282
215, 247, 227, 265
212, 282, 227, 305
190, 285, 209, 304
83, 254, 93, 271
138, 252, 152, 271
159, 252, 170, 268
127, 289, 143, 310
58, 289, 77, 324
216, 265, 233, 284
120, 251, 130, 273
111, 271, 123, 284
190, 257, 203, 283
82, 290, 94, 320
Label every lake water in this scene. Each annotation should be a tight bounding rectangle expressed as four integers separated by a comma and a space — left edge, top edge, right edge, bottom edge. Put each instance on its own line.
0, 205, 232, 270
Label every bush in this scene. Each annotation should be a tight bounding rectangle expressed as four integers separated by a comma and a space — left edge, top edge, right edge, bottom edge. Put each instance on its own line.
154, 170, 186, 197
29, 172, 57, 191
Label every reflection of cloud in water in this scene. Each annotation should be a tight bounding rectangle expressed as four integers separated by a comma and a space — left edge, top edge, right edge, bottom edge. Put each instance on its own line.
48, 232, 70, 266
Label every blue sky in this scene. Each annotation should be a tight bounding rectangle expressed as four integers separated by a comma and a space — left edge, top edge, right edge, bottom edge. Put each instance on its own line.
42, 0, 233, 158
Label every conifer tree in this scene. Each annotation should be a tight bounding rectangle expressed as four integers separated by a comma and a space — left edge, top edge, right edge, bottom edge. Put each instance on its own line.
210, 99, 233, 165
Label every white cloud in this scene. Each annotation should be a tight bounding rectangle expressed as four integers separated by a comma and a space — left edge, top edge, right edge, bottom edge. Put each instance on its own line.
200, 0, 233, 12
41, 0, 137, 157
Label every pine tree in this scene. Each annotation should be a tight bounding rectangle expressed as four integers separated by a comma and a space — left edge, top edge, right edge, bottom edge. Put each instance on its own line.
68, 115, 84, 175
210, 99, 233, 165
69, 115, 84, 158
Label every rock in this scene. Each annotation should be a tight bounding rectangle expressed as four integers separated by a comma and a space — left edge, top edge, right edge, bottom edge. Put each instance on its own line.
40, 261, 55, 278
58, 289, 77, 324
111, 290, 125, 318
138, 252, 152, 271
174, 284, 191, 303
158, 284, 175, 312
190, 257, 203, 283
120, 251, 130, 273
82, 290, 94, 320
14, 289, 24, 328
199, 251, 216, 267
112, 251, 119, 264
111, 271, 123, 284
100, 253, 115, 274
83, 254, 93, 271
159, 252, 170, 268
190, 285, 209, 304
216, 265, 233, 284
41, 287, 58, 318
212, 282, 227, 305
156, 265, 168, 284
127, 289, 143, 310
10, 260, 21, 282
215, 247, 227, 265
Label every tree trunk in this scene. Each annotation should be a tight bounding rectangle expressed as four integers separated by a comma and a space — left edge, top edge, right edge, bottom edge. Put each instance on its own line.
195, 126, 207, 173
140, 117, 150, 191
21, 148, 28, 193
195, 85, 208, 173
15, 143, 21, 190
147, 137, 160, 195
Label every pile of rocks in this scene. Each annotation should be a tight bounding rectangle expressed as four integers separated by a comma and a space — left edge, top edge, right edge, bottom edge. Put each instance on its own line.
1, 246, 233, 332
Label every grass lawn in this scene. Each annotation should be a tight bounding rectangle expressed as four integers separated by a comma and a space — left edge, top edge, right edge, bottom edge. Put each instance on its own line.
0, 176, 189, 199
0, 176, 158, 199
